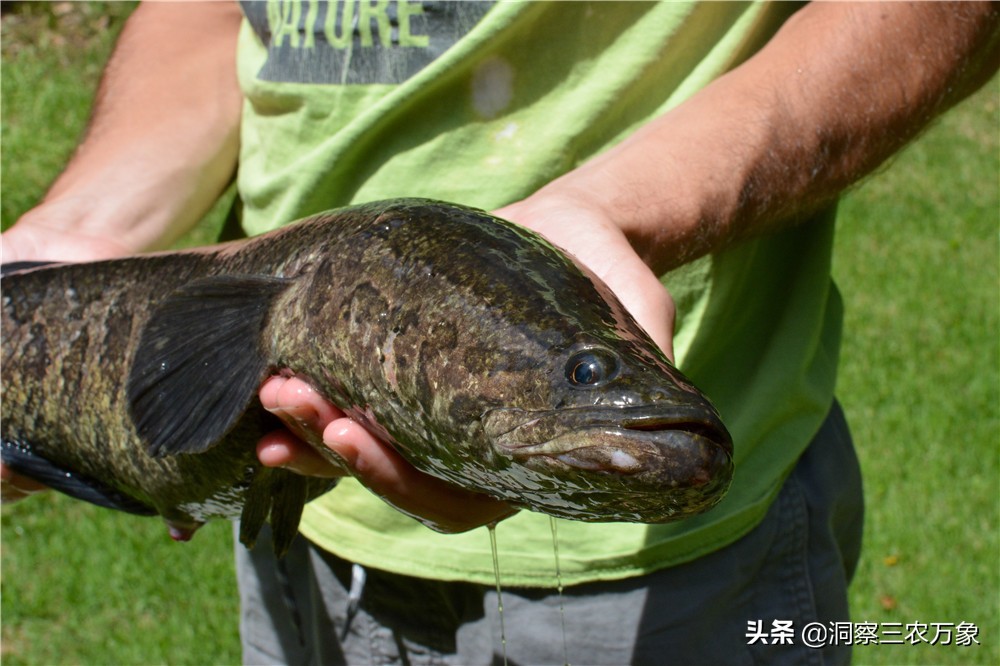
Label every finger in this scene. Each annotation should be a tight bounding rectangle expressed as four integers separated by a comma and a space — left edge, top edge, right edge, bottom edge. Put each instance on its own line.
256, 430, 348, 478
0, 463, 49, 503
322, 421, 518, 533
258, 375, 351, 476
588, 245, 676, 362
1, 483, 35, 503
260, 374, 345, 446
259, 375, 518, 531
615, 268, 676, 362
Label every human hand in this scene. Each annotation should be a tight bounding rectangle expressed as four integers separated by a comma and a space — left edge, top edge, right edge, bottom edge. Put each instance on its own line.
494, 192, 676, 360
257, 375, 517, 533
0, 463, 49, 503
2, 208, 136, 264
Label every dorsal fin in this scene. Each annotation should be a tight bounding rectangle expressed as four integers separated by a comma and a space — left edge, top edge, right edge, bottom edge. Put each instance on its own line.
126, 275, 291, 457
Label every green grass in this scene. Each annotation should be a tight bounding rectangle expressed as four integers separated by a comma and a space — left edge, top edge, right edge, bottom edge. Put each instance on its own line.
1, 495, 241, 665
0, 2, 129, 226
2, 3, 998, 665
835, 78, 1000, 665
0, 1, 230, 243
2, 4, 241, 665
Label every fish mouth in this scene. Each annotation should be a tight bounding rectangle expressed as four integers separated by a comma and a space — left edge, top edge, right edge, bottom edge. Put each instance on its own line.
616, 408, 733, 454
484, 404, 732, 458
481, 405, 734, 522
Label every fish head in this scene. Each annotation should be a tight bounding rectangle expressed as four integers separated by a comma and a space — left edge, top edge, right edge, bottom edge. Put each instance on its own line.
481, 333, 733, 522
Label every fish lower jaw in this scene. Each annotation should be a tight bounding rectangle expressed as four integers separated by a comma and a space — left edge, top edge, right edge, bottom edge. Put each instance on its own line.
491, 427, 734, 522
498, 427, 733, 481
554, 447, 644, 474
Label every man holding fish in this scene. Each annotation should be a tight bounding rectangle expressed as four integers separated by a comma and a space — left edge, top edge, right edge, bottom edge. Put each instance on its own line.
3, 1, 997, 664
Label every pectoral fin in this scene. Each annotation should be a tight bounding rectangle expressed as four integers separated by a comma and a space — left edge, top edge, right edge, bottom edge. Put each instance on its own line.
239, 465, 330, 557
126, 275, 291, 457
266, 469, 310, 557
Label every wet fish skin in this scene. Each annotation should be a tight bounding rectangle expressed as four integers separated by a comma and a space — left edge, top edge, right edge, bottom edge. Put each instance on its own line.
1, 199, 733, 553
259, 201, 734, 519
1, 252, 333, 551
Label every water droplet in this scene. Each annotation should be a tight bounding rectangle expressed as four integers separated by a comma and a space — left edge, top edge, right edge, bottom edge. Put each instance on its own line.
489, 523, 508, 666
551, 516, 570, 666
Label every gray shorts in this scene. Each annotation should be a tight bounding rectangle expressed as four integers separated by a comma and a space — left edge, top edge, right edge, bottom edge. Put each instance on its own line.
236, 402, 863, 666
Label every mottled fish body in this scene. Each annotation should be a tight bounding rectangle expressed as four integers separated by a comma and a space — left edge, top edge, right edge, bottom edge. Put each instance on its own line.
1, 199, 733, 554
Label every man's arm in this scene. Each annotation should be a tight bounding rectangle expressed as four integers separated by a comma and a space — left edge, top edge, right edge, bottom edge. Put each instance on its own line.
268, 1, 999, 531
2, 1, 244, 263
505, 2, 1000, 275
1, 1, 245, 501
0, 2, 515, 527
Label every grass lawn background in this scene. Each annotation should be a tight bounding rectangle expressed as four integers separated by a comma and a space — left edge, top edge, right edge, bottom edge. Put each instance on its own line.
2, 3, 998, 664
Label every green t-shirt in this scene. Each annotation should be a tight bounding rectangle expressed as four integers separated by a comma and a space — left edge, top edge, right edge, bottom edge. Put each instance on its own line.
234, 0, 841, 586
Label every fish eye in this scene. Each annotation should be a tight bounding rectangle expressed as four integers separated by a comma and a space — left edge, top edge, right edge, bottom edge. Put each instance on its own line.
565, 348, 620, 387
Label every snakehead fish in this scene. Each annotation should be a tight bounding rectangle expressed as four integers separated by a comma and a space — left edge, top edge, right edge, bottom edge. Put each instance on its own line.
1, 199, 733, 555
